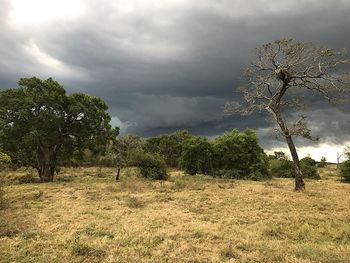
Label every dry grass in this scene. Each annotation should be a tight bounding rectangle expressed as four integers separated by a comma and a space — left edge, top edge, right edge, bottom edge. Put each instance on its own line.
0, 165, 349, 263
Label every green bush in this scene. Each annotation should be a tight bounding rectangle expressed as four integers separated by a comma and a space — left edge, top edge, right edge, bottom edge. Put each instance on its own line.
270, 156, 320, 179
0, 151, 11, 170
135, 153, 168, 180
270, 159, 294, 178
300, 157, 320, 179
339, 160, 350, 182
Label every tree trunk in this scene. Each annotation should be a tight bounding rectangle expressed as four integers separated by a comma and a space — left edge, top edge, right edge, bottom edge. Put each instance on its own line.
271, 108, 305, 191
116, 167, 120, 181
36, 146, 57, 182
285, 135, 305, 191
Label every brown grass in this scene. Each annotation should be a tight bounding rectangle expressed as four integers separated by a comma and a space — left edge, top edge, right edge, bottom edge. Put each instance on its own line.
0, 165, 349, 262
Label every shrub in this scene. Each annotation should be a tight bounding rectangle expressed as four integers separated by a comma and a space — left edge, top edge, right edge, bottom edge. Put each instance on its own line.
339, 160, 350, 182
270, 156, 320, 179
0, 151, 11, 170
270, 159, 294, 178
300, 157, 320, 179
135, 153, 168, 180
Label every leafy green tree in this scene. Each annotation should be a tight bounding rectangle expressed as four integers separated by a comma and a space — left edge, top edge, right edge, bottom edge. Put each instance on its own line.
318, 156, 327, 168
213, 129, 269, 179
180, 136, 214, 175
145, 130, 192, 167
0, 77, 114, 182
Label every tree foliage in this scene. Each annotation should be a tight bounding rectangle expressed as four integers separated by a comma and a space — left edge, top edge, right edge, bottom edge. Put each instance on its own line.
270, 154, 320, 180
0, 77, 114, 182
180, 129, 269, 180
213, 129, 269, 179
339, 147, 350, 182
179, 136, 214, 175
145, 130, 192, 167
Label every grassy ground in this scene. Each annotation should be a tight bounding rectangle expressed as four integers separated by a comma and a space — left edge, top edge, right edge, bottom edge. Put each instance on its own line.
0, 165, 349, 263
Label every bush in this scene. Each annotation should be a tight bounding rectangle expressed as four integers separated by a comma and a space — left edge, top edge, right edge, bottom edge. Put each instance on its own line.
270, 156, 320, 179
339, 160, 350, 182
135, 153, 168, 180
0, 151, 11, 170
300, 157, 320, 179
270, 159, 294, 178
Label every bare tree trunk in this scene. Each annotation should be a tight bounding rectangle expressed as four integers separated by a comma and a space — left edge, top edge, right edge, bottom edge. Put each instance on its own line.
36, 146, 57, 182
272, 108, 305, 191
285, 135, 305, 191
116, 167, 120, 181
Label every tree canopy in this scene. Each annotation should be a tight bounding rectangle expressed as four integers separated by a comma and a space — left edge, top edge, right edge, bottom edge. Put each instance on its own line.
0, 77, 115, 182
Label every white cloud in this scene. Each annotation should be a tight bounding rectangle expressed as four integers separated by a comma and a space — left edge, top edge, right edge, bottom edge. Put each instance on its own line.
8, 0, 85, 27
267, 142, 350, 163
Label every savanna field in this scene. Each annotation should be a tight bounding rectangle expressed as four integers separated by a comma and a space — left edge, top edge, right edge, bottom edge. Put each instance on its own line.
0, 166, 349, 263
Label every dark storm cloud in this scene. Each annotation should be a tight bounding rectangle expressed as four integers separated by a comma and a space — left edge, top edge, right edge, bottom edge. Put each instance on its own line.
0, 0, 349, 148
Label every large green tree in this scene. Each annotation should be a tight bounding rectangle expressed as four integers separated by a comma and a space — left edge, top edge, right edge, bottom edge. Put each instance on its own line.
0, 77, 114, 182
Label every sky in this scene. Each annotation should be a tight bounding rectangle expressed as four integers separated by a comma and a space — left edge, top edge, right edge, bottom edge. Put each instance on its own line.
0, 0, 349, 162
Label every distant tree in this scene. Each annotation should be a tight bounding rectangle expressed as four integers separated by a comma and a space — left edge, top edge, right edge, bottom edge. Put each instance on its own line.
337, 151, 344, 169
117, 134, 144, 166
0, 77, 114, 182
180, 136, 214, 175
274, 151, 288, 160
227, 39, 349, 190
145, 130, 192, 167
318, 156, 327, 167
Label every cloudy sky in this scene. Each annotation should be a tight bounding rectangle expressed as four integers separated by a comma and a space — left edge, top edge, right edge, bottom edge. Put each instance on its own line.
1, 0, 349, 161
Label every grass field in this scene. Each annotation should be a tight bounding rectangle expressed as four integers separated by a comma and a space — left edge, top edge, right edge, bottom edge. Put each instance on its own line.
0, 165, 349, 263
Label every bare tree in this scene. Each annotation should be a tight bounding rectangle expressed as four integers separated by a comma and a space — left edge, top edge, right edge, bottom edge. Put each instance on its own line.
226, 39, 349, 190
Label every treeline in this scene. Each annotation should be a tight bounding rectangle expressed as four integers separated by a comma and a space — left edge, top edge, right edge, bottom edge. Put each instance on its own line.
48, 128, 341, 181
